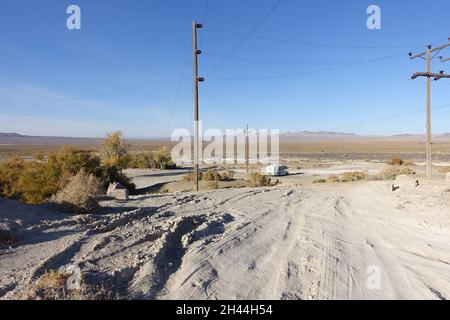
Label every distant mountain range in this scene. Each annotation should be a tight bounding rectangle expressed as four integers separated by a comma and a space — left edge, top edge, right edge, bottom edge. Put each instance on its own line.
280, 131, 450, 140
0, 132, 27, 138
2, 131, 450, 142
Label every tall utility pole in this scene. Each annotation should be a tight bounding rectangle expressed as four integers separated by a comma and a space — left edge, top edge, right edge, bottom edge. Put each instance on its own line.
245, 124, 249, 174
409, 39, 450, 180
193, 21, 204, 191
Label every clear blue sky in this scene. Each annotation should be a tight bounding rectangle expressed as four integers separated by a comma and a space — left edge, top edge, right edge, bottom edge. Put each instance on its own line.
0, 0, 449, 138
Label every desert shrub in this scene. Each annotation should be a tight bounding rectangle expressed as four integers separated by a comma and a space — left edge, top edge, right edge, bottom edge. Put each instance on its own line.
101, 165, 135, 193
183, 171, 203, 182
15, 161, 61, 204
32, 269, 113, 300
128, 152, 155, 169
438, 166, 450, 174
50, 170, 102, 214
0, 149, 104, 204
0, 156, 27, 199
387, 157, 404, 166
340, 171, 368, 182
0, 157, 60, 204
34, 151, 45, 161
37, 270, 71, 290
203, 169, 222, 181
325, 172, 367, 183
221, 170, 235, 181
378, 166, 415, 180
51, 147, 101, 178
247, 172, 272, 187
313, 179, 327, 184
100, 131, 130, 168
207, 180, 220, 190
327, 174, 340, 183
0, 139, 137, 204
153, 147, 175, 170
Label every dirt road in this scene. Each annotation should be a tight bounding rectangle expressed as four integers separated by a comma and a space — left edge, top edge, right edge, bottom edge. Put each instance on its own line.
1, 180, 450, 299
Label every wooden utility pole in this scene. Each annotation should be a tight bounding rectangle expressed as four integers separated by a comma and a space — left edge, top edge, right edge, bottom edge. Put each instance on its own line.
245, 124, 249, 174
193, 21, 204, 191
409, 39, 450, 180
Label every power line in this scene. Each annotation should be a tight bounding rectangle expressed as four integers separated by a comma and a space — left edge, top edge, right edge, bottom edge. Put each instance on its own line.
206, 25, 430, 49
165, 42, 192, 137
204, 52, 366, 66
199, 0, 211, 46
204, 51, 407, 66
329, 103, 450, 131
205, 0, 284, 76
207, 53, 403, 81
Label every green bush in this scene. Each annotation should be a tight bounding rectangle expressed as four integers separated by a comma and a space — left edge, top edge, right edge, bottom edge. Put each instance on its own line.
100, 131, 130, 168
128, 152, 155, 169
153, 147, 175, 170
0, 146, 135, 205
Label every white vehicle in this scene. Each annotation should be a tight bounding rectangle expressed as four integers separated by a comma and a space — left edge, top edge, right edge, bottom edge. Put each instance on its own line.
262, 164, 289, 176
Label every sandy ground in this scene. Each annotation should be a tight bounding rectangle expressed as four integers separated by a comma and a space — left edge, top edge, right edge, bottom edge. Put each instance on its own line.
1, 165, 450, 300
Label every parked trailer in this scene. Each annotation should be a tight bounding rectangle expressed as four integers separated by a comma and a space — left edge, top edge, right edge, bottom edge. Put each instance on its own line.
262, 165, 289, 176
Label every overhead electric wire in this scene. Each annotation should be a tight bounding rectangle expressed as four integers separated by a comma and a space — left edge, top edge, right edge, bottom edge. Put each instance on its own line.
207, 53, 404, 81
329, 103, 450, 131
199, 0, 211, 46
205, 0, 284, 76
165, 42, 192, 137
204, 51, 404, 66
206, 25, 429, 49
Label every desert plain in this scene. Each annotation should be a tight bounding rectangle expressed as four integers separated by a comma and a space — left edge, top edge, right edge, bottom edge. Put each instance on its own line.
1, 134, 450, 300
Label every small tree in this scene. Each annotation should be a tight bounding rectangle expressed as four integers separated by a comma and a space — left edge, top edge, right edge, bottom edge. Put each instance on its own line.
100, 131, 130, 168
154, 147, 174, 170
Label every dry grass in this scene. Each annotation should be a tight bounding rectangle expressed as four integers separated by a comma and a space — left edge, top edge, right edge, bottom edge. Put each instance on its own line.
247, 172, 273, 187
32, 269, 113, 300
37, 270, 71, 290
203, 169, 222, 181
183, 172, 203, 182
438, 166, 450, 174
387, 157, 404, 166
50, 170, 102, 214
207, 180, 220, 190
326, 171, 368, 183
377, 166, 415, 180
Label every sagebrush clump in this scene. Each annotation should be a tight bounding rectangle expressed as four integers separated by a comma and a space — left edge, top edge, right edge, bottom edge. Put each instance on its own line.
326, 171, 367, 183
203, 169, 222, 181
378, 166, 415, 180
386, 157, 404, 166
207, 180, 220, 190
247, 172, 273, 187
50, 170, 102, 214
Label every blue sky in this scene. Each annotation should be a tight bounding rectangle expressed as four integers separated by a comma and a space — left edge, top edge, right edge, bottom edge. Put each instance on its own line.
0, 0, 449, 138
